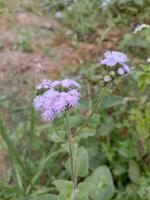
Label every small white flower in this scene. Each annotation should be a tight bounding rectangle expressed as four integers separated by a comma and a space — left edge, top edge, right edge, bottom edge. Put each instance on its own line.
100, 0, 112, 11
134, 24, 150, 34
66, 29, 73, 36
67, 6, 73, 12
55, 11, 63, 19
147, 58, 150, 63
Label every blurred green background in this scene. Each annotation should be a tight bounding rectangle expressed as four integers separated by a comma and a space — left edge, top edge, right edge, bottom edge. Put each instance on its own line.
0, 0, 150, 199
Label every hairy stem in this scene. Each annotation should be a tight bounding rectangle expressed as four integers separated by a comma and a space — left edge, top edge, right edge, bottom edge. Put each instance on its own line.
65, 111, 77, 190
52, 123, 65, 142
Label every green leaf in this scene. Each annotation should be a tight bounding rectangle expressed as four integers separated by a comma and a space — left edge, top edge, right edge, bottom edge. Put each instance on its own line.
133, 0, 144, 6
140, 64, 150, 72
87, 166, 115, 200
53, 180, 73, 192
0, 117, 24, 169
75, 182, 89, 200
28, 100, 36, 154
0, 116, 27, 191
53, 180, 74, 200
69, 115, 83, 129
31, 186, 52, 195
101, 96, 125, 109
65, 146, 89, 178
30, 194, 58, 200
77, 147, 89, 177
128, 160, 140, 184
89, 114, 101, 125
113, 164, 126, 176
75, 128, 96, 141
51, 132, 63, 143
26, 149, 63, 194
98, 117, 114, 136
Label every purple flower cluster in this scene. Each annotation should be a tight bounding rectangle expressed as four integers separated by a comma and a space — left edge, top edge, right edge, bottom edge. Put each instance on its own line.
101, 51, 128, 67
36, 79, 80, 91
33, 79, 80, 122
100, 51, 130, 85
100, 51, 130, 82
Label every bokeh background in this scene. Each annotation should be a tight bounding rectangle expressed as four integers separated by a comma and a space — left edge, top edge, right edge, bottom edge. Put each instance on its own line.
0, 0, 150, 199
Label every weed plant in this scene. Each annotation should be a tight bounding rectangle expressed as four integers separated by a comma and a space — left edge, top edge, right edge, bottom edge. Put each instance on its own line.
0, 50, 150, 199
0, 1, 150, 200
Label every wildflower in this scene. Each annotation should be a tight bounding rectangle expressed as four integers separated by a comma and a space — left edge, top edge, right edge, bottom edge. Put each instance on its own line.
36, 79, 52, 90
100, 51, 128, 67
67, 6, 73, 12
147, 58, 150, 63
61, 79, 80, 89
51, 80, 60, 88
123, 64, 130, 73
36, 79, 80, 91
55, 11, 63, 19
99, 51, 130, 88
134, 24, 150, 34
104, 75, 112, 82
65, 89, 80, 107
117, 68, 125, 76
100, 0, 112, 11
33, 80, 80, 121
66, 29, 73, 36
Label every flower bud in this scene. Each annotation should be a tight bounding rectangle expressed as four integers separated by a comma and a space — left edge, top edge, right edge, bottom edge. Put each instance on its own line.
117, 68, 125, 76
104, 75, 112, 82
109, 71, 115, 76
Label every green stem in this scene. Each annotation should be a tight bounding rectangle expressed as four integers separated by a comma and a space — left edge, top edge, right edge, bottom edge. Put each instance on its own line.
65, 111, 77, 190
77, 88, 106, 135
87, 81, 92, 115
52, 123, 65, 142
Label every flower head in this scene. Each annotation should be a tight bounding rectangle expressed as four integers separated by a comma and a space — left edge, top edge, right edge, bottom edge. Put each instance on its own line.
134, 24, 150, 34
100, 51, 128, 67
104, 75, 112, 82
65, 89, 80, 107
123, 64, 130, 73
117, 68, 125, 76
33, 79, 80, 122
61, 79, 80, 89
36, 79, 80, 92
99, 51, 130, 88
36, 79, 52, 90
55, 11, 63, 19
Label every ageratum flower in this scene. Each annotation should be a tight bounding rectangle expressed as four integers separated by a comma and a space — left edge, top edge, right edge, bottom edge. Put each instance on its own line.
100, 51, 128, 67
61, 79, 80, 89
117, 68, 125, 76
100, 51, 130, 86
33, 80, 80, 121
36, 79, 80, 91
104, 75, 112, 82
123, 64, 130, 73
